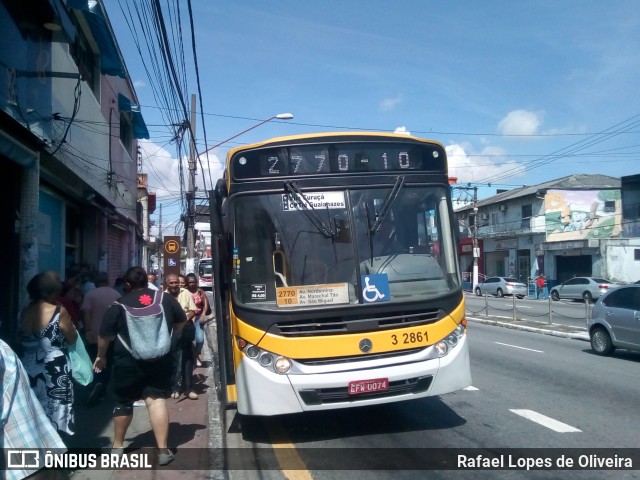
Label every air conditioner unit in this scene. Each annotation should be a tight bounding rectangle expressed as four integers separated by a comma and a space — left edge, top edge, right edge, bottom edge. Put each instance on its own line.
481, 213, 489, 221
499, 204, 507, 212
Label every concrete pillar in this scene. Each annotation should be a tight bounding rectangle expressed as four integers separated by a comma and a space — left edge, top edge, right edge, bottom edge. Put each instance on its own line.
19, 159, 40, 309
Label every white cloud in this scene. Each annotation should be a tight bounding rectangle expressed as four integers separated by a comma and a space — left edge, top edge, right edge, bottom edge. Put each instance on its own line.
394, 126, 411, 135
139, 139, 181, 200
446, 142, 525, 184
497, 109, 544, 136
196, 150, 226, 193
139, 140, 227, 200
380, 94, 403, 111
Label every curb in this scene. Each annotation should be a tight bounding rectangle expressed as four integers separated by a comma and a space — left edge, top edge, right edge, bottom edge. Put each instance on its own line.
467, 315, 590, 341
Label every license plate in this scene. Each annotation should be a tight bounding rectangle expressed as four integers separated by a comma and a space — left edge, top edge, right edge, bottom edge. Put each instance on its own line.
348, 378, 389, 395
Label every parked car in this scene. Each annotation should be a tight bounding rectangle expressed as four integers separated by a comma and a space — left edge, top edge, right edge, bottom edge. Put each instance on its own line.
587, 284, 640, 356
550, 277, 615, 303
474, 277, 527, 298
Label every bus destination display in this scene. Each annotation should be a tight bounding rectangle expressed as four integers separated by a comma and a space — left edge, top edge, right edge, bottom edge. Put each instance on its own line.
232, 142, 446, 179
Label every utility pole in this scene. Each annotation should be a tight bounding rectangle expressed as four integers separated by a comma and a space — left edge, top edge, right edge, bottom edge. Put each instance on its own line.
186, 94, 197, 273
471, 186, 479, 292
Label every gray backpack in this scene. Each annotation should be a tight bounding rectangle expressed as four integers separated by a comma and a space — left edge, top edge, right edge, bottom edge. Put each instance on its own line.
116, 291, 172, 360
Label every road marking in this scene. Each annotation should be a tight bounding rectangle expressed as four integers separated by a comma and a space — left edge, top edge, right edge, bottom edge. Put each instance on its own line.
510, 409, 581, 433
464, 386, 479, 391
494, 342, 544, 353
268, 420, 313, 480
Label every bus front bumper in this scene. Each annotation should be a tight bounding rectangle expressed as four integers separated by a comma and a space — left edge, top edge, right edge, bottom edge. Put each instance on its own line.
235, 333, 471, 416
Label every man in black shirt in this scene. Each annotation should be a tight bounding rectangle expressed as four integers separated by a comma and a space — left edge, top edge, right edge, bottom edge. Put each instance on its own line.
94, 266, 186, 466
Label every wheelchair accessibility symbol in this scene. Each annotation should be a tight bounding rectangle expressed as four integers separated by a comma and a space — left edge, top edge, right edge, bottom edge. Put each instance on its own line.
361, 274, 390, 303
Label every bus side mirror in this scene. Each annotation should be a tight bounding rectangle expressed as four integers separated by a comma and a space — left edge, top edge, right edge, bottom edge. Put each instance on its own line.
209, 179, 227, 235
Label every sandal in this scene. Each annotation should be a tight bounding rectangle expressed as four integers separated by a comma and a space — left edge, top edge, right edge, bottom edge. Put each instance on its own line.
158, 450, 175, 466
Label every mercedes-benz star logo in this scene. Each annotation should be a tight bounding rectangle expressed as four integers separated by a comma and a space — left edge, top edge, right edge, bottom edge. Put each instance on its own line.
359, 338, 373, 353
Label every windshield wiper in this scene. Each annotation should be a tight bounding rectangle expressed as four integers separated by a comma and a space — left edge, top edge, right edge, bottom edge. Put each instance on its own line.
284, 181, 334, 238
370, 176, 405, 234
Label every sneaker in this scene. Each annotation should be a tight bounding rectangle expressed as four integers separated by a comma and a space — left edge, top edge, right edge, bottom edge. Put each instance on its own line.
158, 450, 175, 466
187, 391, 198, 400
196, 358, 202, 367
170, 391, 180, 399
133, 399, 146, 407
86, 383, 105, 406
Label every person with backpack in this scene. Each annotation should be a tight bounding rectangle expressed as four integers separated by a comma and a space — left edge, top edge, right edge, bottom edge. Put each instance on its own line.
93, 266, 186, 466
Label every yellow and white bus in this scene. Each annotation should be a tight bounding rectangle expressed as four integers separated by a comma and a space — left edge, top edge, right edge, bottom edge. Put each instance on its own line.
209, 132, 471, 416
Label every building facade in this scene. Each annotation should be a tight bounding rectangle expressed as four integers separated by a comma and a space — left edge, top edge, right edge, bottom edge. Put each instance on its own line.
456, 174, 639, 290
0, 0, 150, 341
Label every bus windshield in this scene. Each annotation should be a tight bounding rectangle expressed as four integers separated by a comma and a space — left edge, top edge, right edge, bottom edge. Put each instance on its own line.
231, 185, 459, 310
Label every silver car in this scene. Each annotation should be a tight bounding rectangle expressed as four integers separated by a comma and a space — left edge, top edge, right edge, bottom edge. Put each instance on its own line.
550, 277, 614, 303
587, 285, 640, 356
474, 277, 527, 298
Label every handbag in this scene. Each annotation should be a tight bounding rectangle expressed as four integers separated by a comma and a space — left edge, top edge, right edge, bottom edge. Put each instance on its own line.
67, 335, 94, 386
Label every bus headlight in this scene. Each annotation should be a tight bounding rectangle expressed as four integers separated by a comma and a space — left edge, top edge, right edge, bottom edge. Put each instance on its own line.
274, 357, 291, 374
237, 337, 291, 374
259, 352, 273, 366
245, 344, 260, 359
434, 341, 449, 357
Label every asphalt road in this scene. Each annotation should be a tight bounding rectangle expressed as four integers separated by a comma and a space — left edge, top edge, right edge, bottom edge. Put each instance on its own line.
221, 322, 640, 480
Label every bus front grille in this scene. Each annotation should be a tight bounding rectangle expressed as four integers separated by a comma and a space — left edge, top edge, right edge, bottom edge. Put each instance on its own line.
273, 310, 443, 336
296, 347, 423, 366
298, 376, 433, 405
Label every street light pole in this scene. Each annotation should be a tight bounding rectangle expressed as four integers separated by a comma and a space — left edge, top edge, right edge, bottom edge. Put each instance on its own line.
200, 113, 294, 156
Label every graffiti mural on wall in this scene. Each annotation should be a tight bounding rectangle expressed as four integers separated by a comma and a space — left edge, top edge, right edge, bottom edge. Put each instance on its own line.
545, 189, 622, 241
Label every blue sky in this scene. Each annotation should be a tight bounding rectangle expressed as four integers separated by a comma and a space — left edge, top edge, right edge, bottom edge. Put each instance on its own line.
106, 1, 640, 235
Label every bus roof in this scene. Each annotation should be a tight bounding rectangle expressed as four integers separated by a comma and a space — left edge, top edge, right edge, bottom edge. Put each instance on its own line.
224, 131, 445, 168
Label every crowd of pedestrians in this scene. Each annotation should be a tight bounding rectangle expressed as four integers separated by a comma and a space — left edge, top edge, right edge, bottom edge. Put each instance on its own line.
1, 264, 212, 478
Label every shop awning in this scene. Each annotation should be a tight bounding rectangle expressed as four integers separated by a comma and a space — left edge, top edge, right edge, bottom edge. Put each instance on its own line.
67, 0, 126, 78
118, 94, 150, 140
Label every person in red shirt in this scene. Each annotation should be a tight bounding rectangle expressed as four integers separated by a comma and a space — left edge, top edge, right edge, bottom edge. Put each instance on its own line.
536, 274, 547, 299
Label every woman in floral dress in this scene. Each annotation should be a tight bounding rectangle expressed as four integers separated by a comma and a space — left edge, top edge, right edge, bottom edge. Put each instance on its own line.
20, 270, 78, 438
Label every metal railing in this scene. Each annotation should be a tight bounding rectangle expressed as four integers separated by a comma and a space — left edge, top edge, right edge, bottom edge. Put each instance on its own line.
467, 292, 592, 326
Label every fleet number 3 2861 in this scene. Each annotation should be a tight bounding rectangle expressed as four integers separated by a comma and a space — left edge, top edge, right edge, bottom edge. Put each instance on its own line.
390, 331, 428, 345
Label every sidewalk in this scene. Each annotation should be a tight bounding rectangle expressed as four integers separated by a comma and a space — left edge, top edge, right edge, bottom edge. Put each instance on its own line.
63, 311, 588, 479
69, 319, 222, 480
